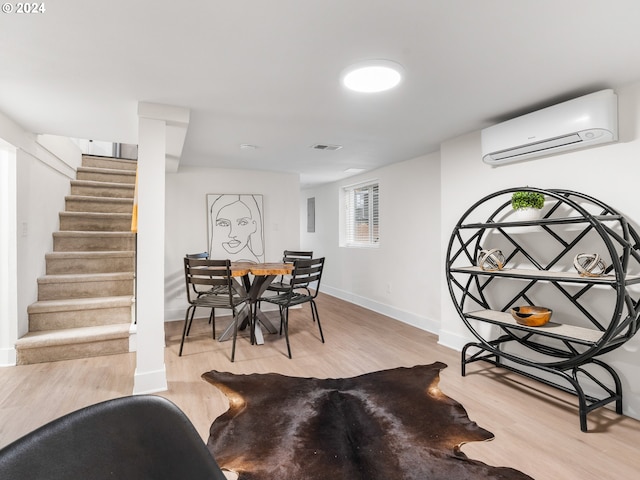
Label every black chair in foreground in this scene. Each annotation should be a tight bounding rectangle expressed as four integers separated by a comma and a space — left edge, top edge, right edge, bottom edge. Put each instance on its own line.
0, 395, 227, 480
182, 257, 250, 361
259, 257, 326, 358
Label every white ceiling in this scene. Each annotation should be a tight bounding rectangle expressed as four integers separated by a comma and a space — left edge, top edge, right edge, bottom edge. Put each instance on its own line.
2, 0, 640, 187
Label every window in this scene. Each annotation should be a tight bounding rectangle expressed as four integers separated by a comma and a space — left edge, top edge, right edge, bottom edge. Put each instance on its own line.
343, 181, 379, 246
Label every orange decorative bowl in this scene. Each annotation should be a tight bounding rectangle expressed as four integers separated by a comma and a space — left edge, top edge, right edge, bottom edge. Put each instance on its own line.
510, 306, 552, 327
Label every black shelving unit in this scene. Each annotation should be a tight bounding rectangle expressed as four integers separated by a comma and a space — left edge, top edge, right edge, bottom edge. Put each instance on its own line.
446, 187, 640, 431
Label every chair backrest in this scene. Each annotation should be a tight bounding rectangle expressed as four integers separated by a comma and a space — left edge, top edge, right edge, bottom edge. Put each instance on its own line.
185, 251, 209, 259
290, 257, 325, 297
185, 253, 210, 295
184, 257, 238, 304
277, 250, 314, 284
283, 250, 313, 263
0, 395, 227, 480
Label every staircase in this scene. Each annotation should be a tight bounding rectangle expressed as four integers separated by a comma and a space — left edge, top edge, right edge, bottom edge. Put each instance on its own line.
15, 155, 137, 365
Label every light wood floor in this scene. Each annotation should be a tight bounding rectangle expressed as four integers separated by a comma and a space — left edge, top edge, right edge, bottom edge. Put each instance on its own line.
2, 293, 639, 479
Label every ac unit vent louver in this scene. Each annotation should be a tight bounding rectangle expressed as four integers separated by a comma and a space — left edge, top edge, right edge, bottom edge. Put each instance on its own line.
311, 144, 343, 151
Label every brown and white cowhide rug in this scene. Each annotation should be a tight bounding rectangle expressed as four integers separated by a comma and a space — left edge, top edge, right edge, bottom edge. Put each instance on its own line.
202, 362, 533, 480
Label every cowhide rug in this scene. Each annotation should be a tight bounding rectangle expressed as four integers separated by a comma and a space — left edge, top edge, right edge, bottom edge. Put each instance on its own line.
202, 362, 533, 480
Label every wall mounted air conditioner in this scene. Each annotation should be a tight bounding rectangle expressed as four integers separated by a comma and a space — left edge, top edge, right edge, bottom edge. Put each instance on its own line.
481, 89, 618, 165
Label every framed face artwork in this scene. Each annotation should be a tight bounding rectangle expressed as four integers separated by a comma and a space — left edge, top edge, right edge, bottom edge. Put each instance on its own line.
206, 194, 265, 263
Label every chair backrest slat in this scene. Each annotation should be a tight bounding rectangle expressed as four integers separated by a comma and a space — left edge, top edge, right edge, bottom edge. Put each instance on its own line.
283, 250, 313, 263
185, 251, 209, 259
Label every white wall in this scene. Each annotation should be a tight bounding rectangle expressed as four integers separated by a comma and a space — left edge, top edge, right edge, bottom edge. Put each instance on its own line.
0, 113, 79, 346
439, 80, 640, 420
0, 143, 18, 365
301, 152, 442, 332
164, 166, 301, 321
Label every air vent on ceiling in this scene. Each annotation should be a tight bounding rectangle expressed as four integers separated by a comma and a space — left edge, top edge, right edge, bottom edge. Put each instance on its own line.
311, 143, 343, 151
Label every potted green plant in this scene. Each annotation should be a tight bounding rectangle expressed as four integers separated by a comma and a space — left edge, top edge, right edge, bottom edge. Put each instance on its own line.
511, 190, 545, 221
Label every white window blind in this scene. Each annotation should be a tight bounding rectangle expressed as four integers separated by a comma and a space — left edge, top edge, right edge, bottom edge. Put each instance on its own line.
344, 182, 379, 246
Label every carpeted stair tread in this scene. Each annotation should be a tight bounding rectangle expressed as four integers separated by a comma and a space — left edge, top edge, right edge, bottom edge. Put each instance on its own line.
53, 231, 135, 240
77, 166, 137, 176
27, 296, 133, 314
60, 211, 133, 219
46, 250, 134, 259
38, 272, 134, 284
16, 323, 132, 349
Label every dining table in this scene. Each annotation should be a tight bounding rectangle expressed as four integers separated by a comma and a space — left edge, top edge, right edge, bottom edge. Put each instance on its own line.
217, 261, 294, 344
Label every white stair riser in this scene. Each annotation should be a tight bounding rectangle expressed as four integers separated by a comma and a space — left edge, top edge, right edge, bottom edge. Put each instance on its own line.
16, 338, 130, 365
82, 156, 137, 171
70, 182, 134, 198
59, 213, 132, 232
46, 254, 134, 275
38, 278, 134, 301
65, 197, 133, 213
77, 170, 136, 184
53, 233, 135, 252
29, 306, 132, 331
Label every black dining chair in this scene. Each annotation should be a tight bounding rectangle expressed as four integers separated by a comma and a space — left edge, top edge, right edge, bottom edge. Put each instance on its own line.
258, 257, 326, 359
181, 257, 250, 361
0, 395, 228, 480
185, 252, 216, 328
265, 250, 314, 294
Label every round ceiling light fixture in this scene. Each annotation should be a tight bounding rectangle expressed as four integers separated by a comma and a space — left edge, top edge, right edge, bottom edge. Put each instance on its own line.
341, 59, 404, 93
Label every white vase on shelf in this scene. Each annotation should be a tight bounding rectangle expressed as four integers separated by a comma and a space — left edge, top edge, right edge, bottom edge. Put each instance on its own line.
512, 207, 542, 222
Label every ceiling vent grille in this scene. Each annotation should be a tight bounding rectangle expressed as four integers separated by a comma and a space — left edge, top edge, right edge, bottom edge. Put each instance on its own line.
311, 143, 343, 151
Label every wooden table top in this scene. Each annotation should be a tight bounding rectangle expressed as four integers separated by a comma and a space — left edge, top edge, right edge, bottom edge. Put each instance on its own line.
231, 262, 294, 276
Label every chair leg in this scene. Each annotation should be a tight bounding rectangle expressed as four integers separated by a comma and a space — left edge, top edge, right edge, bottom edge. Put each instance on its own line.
231, 308, 238, 362
179, 305, 195, 356
278, 306, 285, 335
311, 299, 325, 343
210, 308, 216, 339
283, 307, 292, 359
186, 307, 197, 337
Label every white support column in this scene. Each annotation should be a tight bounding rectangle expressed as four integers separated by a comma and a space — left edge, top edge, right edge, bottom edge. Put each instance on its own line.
132, 114, 168, 394
132, 102, 190, 394
0, 142, 18, 366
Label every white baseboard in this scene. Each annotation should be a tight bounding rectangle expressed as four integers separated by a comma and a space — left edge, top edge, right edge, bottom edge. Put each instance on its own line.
132, 365, 168, 394
0, 346, 17, 366
128, 323, 137, 352
436, 328, 473, 352
320, 285, 440, 335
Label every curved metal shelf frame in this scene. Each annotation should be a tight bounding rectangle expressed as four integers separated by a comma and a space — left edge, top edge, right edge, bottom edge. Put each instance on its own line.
446, 187, 640, 431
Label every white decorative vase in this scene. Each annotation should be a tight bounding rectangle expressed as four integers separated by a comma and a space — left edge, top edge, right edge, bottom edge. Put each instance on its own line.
512, 207, 542, 222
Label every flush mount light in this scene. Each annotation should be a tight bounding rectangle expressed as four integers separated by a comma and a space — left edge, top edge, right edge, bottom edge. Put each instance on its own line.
240, 144, 258, 150
341, 59, 404, 93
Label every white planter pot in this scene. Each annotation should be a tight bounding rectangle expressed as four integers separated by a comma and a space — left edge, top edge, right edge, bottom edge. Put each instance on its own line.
512, 207, 542, 222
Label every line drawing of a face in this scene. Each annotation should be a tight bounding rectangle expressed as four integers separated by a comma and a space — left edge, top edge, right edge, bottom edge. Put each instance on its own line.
208, 194, 264, 263
216, 200, 257, 254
